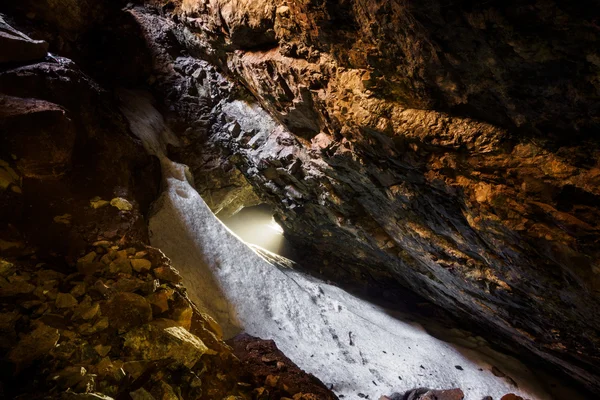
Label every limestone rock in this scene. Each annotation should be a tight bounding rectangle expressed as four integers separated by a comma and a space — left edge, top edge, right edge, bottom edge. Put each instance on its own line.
101, 292, 152, 332
130, 258, 151, 273
123, 318, 213, 369
109, 197, 133, 211
153, 266, 182, 284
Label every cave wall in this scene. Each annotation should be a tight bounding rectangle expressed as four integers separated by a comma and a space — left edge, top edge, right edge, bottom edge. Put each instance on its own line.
2, 0, 599, 395
134, 0, 600, 393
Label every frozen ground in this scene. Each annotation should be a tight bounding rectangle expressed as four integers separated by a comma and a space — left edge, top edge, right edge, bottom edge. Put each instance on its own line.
121, 90, 577, 400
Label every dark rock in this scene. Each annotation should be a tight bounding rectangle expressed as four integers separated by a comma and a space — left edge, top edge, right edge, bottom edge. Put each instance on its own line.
0, 16, 48, 64
101, 292, 152, 332
8, 322, 59, 373
229, 333, 338, 400
123, 3, 600, 394
123, 318, 213, 369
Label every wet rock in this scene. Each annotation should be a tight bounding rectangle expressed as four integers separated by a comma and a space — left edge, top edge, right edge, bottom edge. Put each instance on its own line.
101, 292, 152, 332
123, 318, 213, 369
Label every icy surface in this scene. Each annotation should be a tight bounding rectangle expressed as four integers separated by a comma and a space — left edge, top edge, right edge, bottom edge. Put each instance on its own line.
124, 91, 557, 400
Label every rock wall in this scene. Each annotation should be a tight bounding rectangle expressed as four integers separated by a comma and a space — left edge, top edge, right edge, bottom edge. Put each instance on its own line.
1, 0, 599, 396
123, 0, 600, 394
0, 16, 337, 400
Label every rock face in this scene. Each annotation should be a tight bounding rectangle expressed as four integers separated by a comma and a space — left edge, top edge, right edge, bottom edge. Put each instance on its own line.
115, 0, 599, 394
0, 38, 160, 257
0, 16, 338, 400
1, 0, 600, 397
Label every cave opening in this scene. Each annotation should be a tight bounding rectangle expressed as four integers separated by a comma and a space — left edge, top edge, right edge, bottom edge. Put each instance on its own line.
219, 203, 296, 259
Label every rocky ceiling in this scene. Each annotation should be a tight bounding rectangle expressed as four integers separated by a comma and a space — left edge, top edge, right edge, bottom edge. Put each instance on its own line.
1, 0, 600, 397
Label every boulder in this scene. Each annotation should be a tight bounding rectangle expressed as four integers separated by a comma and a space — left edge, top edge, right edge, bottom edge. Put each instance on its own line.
101, 292, 152, 332
0, 16, 48, 64
123, 318, 214, 369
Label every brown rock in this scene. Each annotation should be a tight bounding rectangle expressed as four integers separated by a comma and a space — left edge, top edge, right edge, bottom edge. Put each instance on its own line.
8, 322, 59, 373
501, 395, 524, 400
101, 292, 152, 332
123, 318, 214, 369
153, 266, 182, 284
0, 278, 35, 297
149, 380, 179, 400
56, 292, 79, 308
70, 283, 87, 298
130, 258, 152, 273
147, 289, 172, 315
170, 295, 193, 330
420, 388, 464, 400
108, 259, 132, 275
0, 16, 48, 64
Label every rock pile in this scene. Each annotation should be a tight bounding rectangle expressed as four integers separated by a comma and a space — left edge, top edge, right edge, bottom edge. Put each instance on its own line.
0, 240, 339, 400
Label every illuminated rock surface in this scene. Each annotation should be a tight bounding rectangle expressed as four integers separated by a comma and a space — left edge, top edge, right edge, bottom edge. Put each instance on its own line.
0, 1, 599, 399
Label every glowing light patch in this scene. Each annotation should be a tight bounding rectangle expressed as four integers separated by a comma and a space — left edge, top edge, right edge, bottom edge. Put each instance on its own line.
268, 218, 284, 234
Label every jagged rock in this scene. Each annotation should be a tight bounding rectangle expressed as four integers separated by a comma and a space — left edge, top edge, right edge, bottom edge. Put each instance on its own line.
123, 318, 214, 369
56, 292, 79, 308
152, 266, 182, 284
101, 292, 152, 332
90, 197, 109, 209
169, 293, 193, 330
122, 2, 600, 394
0, 277, 35, 297
130, 258, 151, 273
110, 197, 133, 211
149, 380, 179, 400
146, 288, 172, 315
229, 334, 337, 400
0, 16, 48, 64
501, 395, 525, 400
108, 259, 132, 275
61, 393, 115, 400
8, 322, 59, 373
129, 387, 154, 400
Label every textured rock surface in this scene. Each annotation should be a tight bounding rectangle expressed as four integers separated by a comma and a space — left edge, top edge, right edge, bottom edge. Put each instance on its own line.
0, 15, 48, 64
115, 1, 600, 394
0, 18, 339, 400
0, 241, 335, 399
1, 0, 599, 397
0, 53, 160, 257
